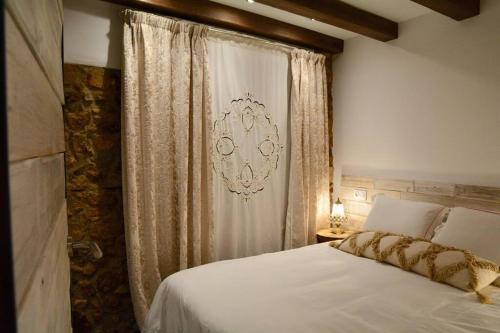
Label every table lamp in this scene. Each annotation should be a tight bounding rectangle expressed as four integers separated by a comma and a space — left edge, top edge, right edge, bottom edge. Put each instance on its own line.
330, 198, 347, 234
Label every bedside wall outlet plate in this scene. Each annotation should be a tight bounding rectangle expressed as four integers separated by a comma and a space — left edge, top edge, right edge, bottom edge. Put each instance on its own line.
353, 189, 367, 201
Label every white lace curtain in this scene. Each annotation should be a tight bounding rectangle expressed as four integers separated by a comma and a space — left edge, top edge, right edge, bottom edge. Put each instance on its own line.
122, 9, 330, 328
208, 36, 290, 260
122, 10, 214, 329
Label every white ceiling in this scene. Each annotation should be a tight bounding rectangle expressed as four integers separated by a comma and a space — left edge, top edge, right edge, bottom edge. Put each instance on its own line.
337, 0, 431, 22
210, 0, 432, 40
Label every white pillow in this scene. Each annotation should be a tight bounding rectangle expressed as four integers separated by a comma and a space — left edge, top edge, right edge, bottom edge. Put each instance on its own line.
362, 196, 446, 238
432, 207, 500, 265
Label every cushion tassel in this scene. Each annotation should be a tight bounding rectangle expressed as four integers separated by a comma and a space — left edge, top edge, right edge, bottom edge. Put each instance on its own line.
476, 290, 491, 304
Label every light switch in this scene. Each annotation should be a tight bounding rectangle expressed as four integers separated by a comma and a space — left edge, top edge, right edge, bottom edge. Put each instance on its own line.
353, 189, 367, 201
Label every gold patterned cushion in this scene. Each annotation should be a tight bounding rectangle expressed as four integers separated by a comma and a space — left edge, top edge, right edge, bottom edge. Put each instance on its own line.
332, 231, 500, 303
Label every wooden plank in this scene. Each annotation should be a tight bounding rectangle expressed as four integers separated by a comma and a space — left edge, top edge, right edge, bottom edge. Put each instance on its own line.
345, 213, 367, 230
5, 0, 64, 102
256, 0, 398, 41
375, 179, 414, 192
38, 155, 66, 237
340, 174, 500, 228
410, 0, 479, 21
6, 11, 64, 162
401, 192, 455, 207
7, 0, 69, 331
343, 200, 372, 217
414, 181, 456, 196
0, 16, 17, 327
454, 197, 500, 214
105, 0, 343, 54
9, 158, 38, 259
340, 187, 402, 203
17, 203, 70, 333
339, 187, 367, 202
341, 175, 374, 189
455, 184, 500, 203
10, 154, 66, 307
367, 189, 401, 203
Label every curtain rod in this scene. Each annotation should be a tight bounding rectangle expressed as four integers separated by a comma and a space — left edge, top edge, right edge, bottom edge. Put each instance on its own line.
123, 9, 314, 54
206, 25, 306, 53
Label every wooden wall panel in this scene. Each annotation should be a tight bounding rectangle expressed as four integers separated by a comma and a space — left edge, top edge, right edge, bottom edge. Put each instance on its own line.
339, 175, 500, 230
400, 192, 456, 207
341, 175, 374, 189
343, 200, 372, 217
6, 0, 70, 331
16, 204, 71, 333
374, 178, 414, 192
6, 12, 64, 162
455, 185, 500, 203
5, 0, 64, 102
339, 187, 365, 202
414, 180, 456, 196
367, 189, 401, 202
454, 197, 500, 213
10, 154, 66, 309
344, 214, 367, 230
9, 159, 38, 295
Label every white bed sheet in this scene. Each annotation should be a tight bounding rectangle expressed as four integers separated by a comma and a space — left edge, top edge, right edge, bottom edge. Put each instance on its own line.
144, 243, 500, 333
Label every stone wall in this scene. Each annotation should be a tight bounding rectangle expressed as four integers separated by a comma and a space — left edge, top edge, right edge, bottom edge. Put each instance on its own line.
63, 64, 138, 333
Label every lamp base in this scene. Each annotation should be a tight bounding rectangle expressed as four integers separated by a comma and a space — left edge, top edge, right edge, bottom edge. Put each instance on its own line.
331, 225, 343, 235
329, 216, 346, 235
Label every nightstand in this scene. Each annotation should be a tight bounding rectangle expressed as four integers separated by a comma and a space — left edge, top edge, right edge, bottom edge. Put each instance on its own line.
316, 229, 355, 244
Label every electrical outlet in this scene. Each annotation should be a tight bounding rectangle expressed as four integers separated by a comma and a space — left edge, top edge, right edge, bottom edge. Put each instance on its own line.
353, 189, 367, 201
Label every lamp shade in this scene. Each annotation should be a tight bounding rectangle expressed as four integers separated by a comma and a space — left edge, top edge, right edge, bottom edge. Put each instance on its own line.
332, 198, 345, 217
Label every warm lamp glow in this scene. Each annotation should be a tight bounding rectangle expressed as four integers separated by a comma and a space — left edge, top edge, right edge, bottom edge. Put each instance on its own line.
331, 198, 345, 218
330, 198, 347, 234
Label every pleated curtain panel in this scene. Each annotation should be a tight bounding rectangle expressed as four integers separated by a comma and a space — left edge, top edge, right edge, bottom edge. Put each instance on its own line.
122, 10, 330, 328
122, 10, 214, 328
285, 50, 331, 249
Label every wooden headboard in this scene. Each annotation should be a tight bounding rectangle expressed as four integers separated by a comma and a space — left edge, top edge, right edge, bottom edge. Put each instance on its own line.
339, 175, 500, 230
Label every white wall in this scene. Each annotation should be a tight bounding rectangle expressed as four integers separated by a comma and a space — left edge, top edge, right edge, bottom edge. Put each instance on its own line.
333, 0, 500, 192
63, 0, 123, 69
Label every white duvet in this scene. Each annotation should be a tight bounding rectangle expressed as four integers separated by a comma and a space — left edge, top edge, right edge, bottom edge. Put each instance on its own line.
144, 243, 500, 333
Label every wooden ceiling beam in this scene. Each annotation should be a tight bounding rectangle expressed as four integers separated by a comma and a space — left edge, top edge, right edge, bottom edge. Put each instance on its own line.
410, 0, 480, 20
102, 0, 344, 54
255, 0, 398, 42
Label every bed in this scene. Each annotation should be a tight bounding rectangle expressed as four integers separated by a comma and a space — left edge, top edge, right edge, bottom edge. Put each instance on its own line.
144, 242, 500, 333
